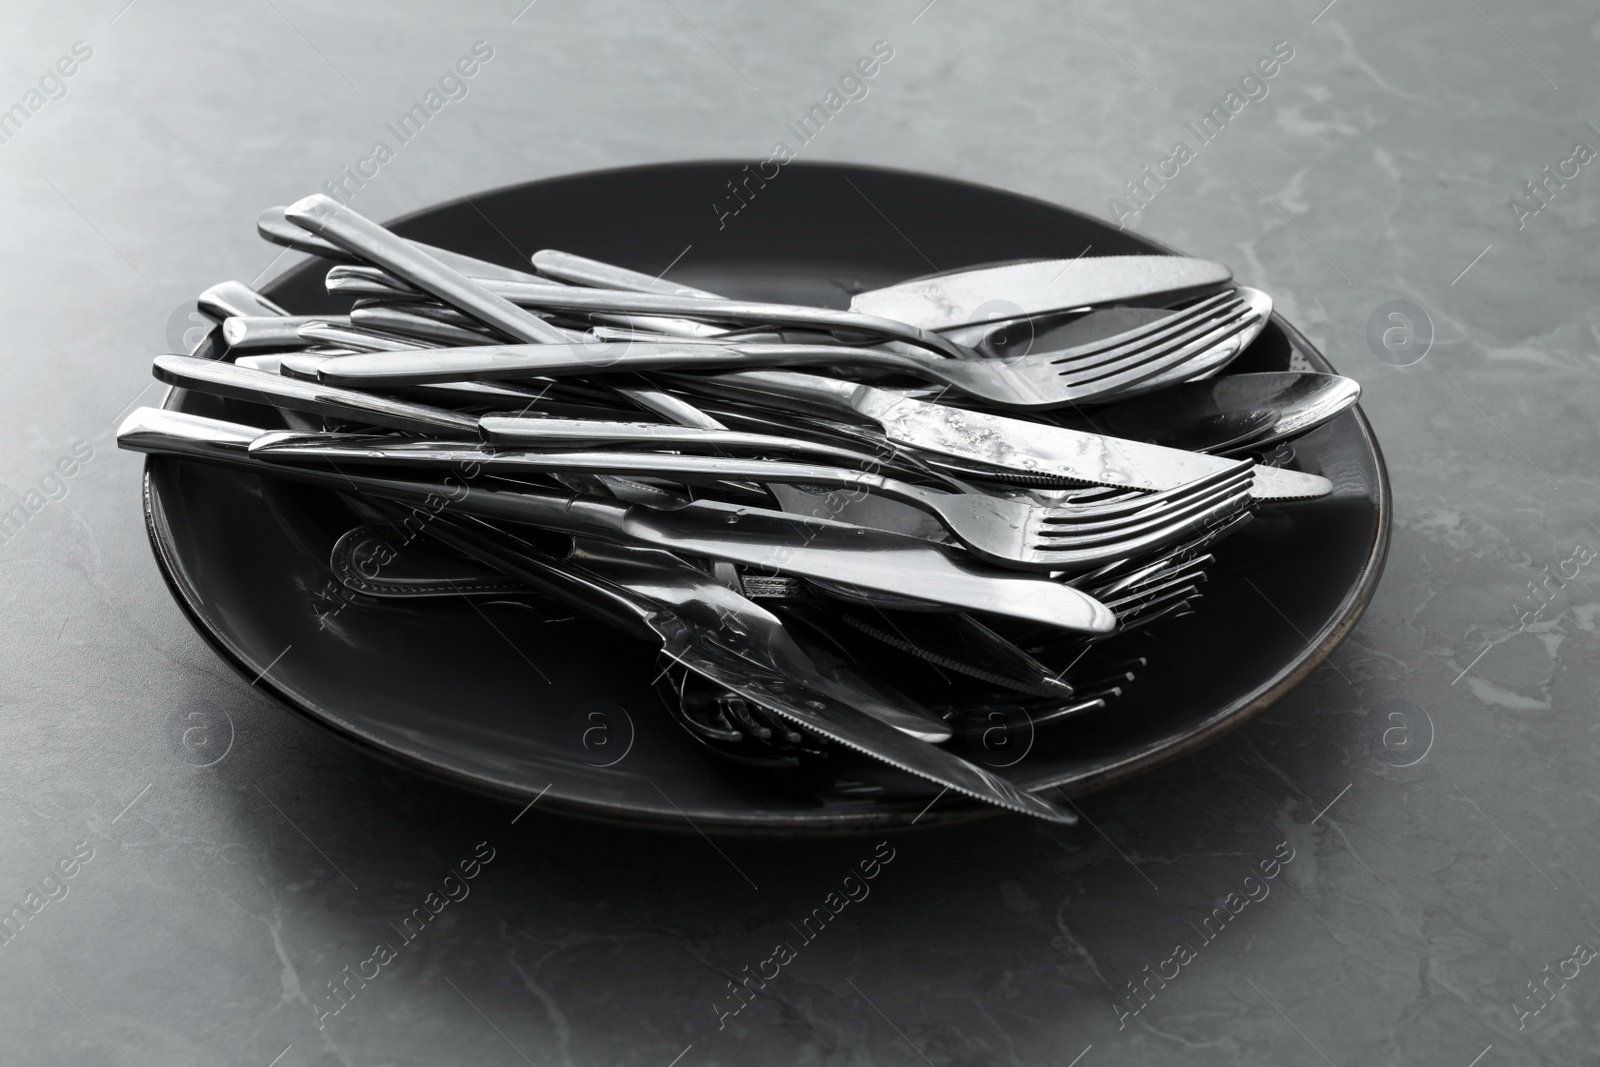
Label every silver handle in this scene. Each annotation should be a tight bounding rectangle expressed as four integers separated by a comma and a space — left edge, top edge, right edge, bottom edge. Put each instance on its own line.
152, 354, 477, 436
313, 342, 933, 388
297, 321, 424, 352
326, 263, 725, 340
532, 249, 722, 299
256, 436, 909, 499
325, 262, 568, 297
349, 305, 498, 347
119, 406, 628, 537
222, 315, 347, 350
199, 280, 289, 321
478, 415, 885, 468
284, 195, 575, 345
668, 369, 869, 421
460, 280, 966, 359
258, 206, 543, 284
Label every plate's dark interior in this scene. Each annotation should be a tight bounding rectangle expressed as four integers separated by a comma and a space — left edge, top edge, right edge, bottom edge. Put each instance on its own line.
144, 161, 1388, 832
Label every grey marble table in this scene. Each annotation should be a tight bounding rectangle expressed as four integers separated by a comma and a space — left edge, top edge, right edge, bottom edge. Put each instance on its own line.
2, 1, 1597, 1063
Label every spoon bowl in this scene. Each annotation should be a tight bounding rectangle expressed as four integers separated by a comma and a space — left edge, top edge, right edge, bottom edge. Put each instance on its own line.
1092, 371, 1361, 453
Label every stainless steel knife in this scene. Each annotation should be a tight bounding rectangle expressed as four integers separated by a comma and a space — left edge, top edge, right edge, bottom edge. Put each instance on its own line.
673, 371, 1333, 502
527, 248, 1232, 333
410, 517, 1075, 823
850, 255, 1234, 331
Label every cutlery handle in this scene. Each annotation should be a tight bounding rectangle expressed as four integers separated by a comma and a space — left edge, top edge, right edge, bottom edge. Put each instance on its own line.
324, 264, 430, 299
118, 405, 640, 547
479, 415, 886, 468
350, 305, 499, 347
152, 354, 478, 436
314, 342, 936, 387
612, 385, 726, 430
257, 207, 356, 262
328, 263, 725, 340
532, 249, 723, 299
498, 451, 929, 508
285, 195, 576, 345
264, 439, 908, 501
314, 345, 760, 386
404, 513, 662, 643
469, 280, 966, 359
199, 280, 290, 321
674, 370, 870, 420
260, 206, 545, 284
221, 315, 344, 351
326, 263, 567, 297
298, 322, 425, 352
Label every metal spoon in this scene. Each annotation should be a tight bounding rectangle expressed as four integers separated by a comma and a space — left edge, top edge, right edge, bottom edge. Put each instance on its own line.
1091, 372, 1361, 453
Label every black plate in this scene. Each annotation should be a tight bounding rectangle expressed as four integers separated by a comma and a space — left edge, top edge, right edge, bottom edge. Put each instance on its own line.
142, 162, 1390, 833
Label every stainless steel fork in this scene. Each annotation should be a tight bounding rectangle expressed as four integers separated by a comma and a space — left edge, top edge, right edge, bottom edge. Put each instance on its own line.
310, 288, 1267, 410
247, 431, 1257, 573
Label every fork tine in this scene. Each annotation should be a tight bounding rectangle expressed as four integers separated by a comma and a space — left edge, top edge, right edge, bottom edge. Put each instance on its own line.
1095, 554, 1214, 600
1112, 596, 1199, 633
1059, 299, 1256, 385
1043, 292, 1247, 369
1034, 463, 1253, 528
1100, 510, 1253, 581
1053, 309, 1257, 400
1121, 288, 1273, 393
1068, 509, 1247, 587
1027, 697, 1110, 726
1031, 458, 1254, 520
1099, 571, 1206, 611
1045, 294, 1248, 371
1033, 490, 1245, 547
1115, 577, 1205, 614
1030, 483, 1254, 550
1044, 498, 1253, 557
1030, 463, 1254, 534
1058, 321, 1252, 397
1028, 291, 1240, 360
1026, 486, 1252, 568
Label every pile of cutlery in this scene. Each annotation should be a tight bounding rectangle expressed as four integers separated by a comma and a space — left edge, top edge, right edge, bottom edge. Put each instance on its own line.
120, 194, 1359, 823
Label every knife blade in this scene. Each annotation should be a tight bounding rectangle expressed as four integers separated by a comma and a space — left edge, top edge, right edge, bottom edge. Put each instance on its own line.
518, 249, 1231, 337
850, 255, 1233, 331
416, 518, 1073, 823
672, 371, 1333, 502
